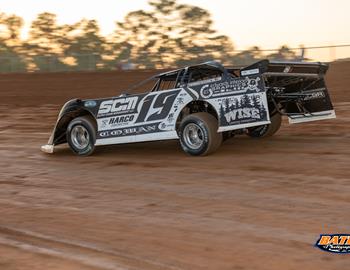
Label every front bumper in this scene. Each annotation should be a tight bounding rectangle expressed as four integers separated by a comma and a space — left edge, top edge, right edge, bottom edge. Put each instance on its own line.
41, 144, 54, 154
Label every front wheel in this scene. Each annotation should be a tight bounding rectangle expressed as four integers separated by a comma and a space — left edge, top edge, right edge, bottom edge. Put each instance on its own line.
67, 116, 96, 156
178, 113, 222, 156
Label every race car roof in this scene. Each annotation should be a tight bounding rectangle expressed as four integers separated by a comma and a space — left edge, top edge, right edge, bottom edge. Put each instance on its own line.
154, 61, 225, 78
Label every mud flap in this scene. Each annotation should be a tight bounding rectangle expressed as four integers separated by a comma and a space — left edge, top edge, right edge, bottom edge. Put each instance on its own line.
285, 80, 336, 124
288, 109, 336, 124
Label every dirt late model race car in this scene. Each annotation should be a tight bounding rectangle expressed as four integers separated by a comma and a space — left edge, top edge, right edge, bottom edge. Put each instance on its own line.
41, 60, 335, 156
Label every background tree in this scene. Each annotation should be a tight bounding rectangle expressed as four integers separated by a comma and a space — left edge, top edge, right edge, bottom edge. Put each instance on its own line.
232, 46, 262, 66
26, 12, 69, 71
111, 0, 235, 68
267, 45, 298, 61
0, 12, 27, 72
0, 2, 305, 73
111, 10, 159, 68
64, 19, 107, 70
1, 13, 23, 45
174, 3, 234, 65
27, 13, 62, 54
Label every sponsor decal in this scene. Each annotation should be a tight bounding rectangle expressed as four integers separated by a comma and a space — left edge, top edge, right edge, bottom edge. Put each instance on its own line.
303, 89, 326, 101
219, 93, 268, 126
246, 77, 261, 91
98, 123, 159, 138
84, 100, 97, 108
200, 85, 213, 99
135, 90, 180, 123
315, 234, 350, 253
241, 68, 259, 76
283, 66, 292, 73
98, 96, 138, 115
224, 107, 261, 122
109, 115, 135, 125
101, 119, 109, 128
198, 76, 263, 99
99, 114, 136, 130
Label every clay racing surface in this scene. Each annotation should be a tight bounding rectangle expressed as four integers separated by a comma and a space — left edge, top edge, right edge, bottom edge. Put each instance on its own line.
0, 62, 349, 269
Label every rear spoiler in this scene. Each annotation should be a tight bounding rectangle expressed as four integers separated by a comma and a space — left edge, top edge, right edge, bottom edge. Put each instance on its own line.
239, 59, 329, 77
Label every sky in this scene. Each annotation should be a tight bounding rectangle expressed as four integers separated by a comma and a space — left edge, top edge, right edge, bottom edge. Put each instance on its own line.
0, 0, 350, 61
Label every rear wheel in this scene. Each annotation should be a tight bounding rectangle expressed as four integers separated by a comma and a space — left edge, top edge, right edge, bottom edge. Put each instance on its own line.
246, 113, 282, 138
178, 113, 222, 156
67, 116, 96, 156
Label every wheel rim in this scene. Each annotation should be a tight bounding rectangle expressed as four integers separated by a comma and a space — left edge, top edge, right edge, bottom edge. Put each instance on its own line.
71, 125, 90, 150
183, 123, 204, 150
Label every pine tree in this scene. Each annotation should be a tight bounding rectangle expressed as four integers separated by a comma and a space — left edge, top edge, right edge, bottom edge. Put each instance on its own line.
259, 99, 267, 120
224, 99, 230, 113
219, 104, 227, 125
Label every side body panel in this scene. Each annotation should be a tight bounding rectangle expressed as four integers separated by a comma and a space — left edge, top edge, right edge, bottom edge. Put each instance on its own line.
90, 74, 271, 146
90, 88, 194, 146
187, 74, 271, 132
80, 74, 270, 146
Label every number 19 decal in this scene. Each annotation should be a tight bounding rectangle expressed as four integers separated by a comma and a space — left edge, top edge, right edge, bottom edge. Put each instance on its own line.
136, 90, 180, 123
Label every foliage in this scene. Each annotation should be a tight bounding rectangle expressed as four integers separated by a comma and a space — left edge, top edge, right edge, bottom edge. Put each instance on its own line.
0, 1, 303, 72
111, 0, 235, 68
63, 19, 106, 70
267, 45, 299, 61
0, 12, 27, 71
231, 46, 263, 66
25, 12, 69, 71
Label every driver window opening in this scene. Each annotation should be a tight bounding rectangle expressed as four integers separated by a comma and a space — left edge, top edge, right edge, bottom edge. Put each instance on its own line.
152, 70, 184, 92
187, 68, 223, 85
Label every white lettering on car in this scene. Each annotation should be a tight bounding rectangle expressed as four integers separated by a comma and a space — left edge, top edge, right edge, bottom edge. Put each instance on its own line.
98, 97, 138, 115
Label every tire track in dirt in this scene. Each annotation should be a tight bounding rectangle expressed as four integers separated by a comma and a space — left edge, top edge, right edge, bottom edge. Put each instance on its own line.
0, 226, 184, 270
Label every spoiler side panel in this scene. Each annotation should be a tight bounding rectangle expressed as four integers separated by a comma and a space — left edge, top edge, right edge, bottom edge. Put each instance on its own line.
240, 60, 335, 124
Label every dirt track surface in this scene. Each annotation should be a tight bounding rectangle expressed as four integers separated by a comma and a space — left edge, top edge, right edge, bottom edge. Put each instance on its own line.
0, 62, 349, 269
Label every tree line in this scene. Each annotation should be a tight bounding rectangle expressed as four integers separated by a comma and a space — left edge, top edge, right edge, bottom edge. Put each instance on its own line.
0, 0, 300, 72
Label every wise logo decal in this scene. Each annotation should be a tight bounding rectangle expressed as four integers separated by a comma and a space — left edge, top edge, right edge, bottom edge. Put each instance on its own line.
315, 234, 350, 253
218, 93, 268, 126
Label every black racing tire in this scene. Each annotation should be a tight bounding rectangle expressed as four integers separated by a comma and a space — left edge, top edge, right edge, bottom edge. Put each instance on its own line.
246, 113, 282, 138
66, 116, 96, 156
178, 113, 222, 156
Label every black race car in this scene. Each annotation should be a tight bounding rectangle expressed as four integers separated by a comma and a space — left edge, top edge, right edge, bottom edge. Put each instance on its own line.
41, 60, 335, 156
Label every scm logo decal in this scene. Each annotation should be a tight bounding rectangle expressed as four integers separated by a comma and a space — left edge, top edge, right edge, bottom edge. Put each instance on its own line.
315, 234, 350, 253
